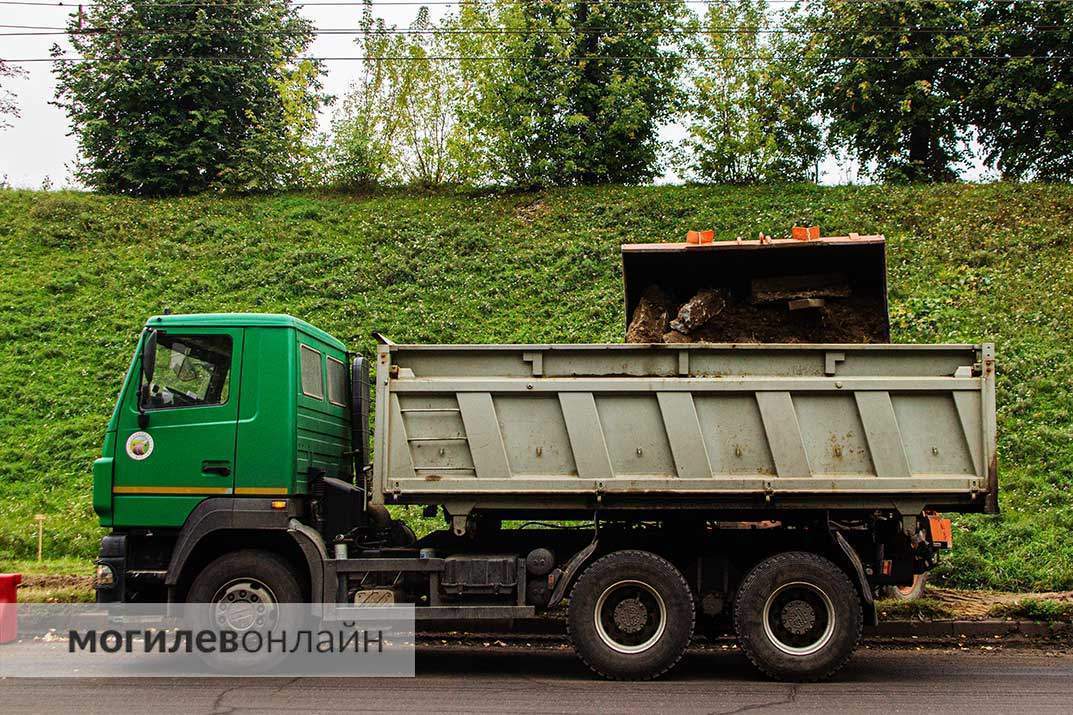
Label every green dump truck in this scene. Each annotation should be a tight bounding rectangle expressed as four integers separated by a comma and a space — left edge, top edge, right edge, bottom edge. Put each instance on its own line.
92, 236, 997, 682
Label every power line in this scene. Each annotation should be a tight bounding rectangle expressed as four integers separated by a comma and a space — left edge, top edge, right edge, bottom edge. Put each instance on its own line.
5, 24, 1071, 36
11, 53, 1071, 61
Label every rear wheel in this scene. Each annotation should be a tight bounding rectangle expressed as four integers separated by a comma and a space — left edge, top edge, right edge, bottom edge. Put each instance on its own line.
734, 551, 861, 682
567, 550, 694, 680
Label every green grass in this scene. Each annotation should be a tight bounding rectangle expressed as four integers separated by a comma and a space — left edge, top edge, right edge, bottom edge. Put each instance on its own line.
0, 558, 93, 577
15, 585, 95, 603
2, 184, 1073, 591
989, 598, 1073, 622
0, 558, 94, 603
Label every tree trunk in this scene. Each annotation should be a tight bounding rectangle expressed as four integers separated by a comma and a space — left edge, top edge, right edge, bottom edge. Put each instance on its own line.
573, 0, 601, 185
908, 120, 932, 181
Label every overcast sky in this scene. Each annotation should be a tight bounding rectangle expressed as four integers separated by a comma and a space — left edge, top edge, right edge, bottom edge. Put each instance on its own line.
1, 3, 991, 189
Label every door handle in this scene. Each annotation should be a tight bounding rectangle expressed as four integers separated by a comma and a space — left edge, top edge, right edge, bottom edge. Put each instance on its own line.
201, 461, 231, 477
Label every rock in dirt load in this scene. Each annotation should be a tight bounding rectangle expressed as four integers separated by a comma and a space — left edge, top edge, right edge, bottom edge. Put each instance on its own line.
625, 285, 673, 343
670, 288, 726, 334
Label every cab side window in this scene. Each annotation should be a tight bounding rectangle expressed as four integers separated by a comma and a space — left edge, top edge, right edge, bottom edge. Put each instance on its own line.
326, 357, 347, 406
142, 334, 232, 409
300, 344, 324, 399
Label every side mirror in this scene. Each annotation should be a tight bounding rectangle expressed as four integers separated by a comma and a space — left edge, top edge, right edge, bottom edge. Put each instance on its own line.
142, 329, 158, 385
138, 330, 158, 429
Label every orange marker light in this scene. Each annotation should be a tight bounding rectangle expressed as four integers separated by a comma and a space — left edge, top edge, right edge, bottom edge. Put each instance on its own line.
791, 225, 821, 241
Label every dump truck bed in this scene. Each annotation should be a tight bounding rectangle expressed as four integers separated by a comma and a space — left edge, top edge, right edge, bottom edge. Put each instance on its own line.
372, 343, 996, 515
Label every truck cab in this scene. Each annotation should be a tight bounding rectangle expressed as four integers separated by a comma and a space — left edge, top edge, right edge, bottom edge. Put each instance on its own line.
94, 314, 355, 603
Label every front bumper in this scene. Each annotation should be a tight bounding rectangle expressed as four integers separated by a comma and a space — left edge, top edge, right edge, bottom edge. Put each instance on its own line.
95, 534, 127, 603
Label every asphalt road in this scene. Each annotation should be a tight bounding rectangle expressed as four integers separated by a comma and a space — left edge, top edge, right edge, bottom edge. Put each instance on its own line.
3, 645, 1072, 714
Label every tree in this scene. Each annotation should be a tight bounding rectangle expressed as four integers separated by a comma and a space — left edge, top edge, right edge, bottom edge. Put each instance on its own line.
805, 0, 974, 182
455, 0, 686, 187
565, 0, 686, 184
327, 4, 478, 188
966, 1, 1073, 181
449, 0, 576, 186
325, 6, 408, 188
0, 59, 26, 129
392, 8, 479, 186
679, 0, 822, 184
52, 0, 323, 195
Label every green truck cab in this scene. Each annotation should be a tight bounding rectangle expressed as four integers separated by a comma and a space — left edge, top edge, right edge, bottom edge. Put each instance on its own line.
95, 313, 350, 529
93, 314, 371, 623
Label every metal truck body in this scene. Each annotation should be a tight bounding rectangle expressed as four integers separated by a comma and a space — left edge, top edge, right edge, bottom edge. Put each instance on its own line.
375, 341, 996, 523
90, 312, 996, 682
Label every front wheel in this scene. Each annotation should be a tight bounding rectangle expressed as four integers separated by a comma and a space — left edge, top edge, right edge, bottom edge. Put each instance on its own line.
734, 551, 862, 682
567, 550, 694, 680
185, 550, 304, 671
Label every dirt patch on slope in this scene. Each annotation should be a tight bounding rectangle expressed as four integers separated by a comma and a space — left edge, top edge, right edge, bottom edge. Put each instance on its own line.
18, 573, 94, 590
927, 587, 1073, 620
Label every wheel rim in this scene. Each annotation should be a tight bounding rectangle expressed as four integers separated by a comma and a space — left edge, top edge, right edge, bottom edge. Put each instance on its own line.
593, 579, 667, 654
211, 577, 279, 632
762, 581, 836, 656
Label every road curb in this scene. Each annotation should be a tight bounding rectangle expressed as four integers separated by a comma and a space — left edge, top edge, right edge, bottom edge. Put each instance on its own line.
868, 619, 1071, 639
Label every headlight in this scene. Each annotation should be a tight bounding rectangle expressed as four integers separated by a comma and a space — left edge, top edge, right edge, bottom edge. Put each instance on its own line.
94, 563, 115, 588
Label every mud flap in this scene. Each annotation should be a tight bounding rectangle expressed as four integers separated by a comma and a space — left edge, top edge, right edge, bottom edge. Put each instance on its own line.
831, 530, 878, 626
546, 538, 598, 609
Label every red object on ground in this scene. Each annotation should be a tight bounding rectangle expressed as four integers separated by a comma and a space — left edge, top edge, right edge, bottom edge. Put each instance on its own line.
0, 573, 22, 644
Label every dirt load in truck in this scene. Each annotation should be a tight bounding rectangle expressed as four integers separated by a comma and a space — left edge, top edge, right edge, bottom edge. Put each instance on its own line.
90, 231, 994, 683
622, 232, 889, 344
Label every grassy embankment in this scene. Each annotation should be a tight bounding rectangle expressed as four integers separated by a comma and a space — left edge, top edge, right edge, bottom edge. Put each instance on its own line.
2, 184, 1072, 593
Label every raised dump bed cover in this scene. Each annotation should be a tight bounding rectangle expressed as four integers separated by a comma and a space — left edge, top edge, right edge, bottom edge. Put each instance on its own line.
372, 342, 997, 516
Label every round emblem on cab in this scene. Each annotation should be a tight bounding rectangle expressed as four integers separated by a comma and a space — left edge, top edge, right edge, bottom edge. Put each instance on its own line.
125, 431, 154, 461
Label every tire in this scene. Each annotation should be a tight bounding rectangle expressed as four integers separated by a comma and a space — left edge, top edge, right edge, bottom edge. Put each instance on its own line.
187, 549, 304, 604
878, 572, 928, 601
733, 551, 862, 682
186, 550, 304, 672
567, 550, 694, 680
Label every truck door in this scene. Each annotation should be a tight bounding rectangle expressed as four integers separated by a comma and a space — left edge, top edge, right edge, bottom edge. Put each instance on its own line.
112, 328, 242, 526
